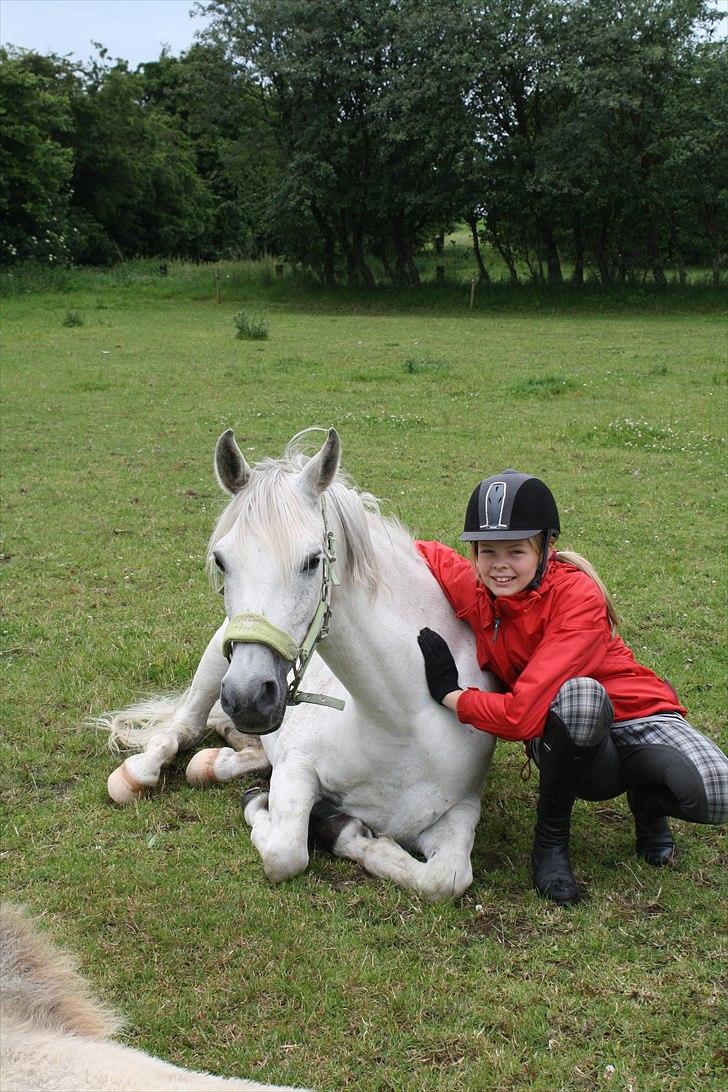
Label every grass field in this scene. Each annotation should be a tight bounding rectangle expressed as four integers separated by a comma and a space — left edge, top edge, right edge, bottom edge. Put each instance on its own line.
1, 263, 727, 1091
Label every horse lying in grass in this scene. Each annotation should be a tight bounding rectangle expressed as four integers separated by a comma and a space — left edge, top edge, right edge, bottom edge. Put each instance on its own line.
103, 428, 498, 901
0, 903, 302, 1091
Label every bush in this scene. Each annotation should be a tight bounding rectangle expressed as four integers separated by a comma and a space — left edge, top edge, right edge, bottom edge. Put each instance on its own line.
402, 356, 449, 375
510, 373, 578, 398
233, 309, 268, 340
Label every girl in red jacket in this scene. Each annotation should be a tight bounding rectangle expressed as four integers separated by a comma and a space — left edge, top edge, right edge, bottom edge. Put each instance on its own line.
417, 470, 728, 906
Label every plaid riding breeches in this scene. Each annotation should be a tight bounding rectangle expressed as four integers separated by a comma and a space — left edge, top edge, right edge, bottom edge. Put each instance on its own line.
530, 677, 728, 824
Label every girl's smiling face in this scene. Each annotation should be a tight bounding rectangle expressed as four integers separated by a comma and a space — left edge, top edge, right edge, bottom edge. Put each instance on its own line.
476, 539, 541, 596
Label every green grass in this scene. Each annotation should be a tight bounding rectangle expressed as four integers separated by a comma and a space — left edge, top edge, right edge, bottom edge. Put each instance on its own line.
1, 265, 727, 1091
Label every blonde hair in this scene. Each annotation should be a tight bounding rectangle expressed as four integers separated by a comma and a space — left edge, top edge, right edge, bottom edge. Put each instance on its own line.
471, 534, 620, 636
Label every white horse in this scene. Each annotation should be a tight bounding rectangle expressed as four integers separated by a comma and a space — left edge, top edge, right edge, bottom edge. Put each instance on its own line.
0, 903, 303, 1091
104, 429, 497, 900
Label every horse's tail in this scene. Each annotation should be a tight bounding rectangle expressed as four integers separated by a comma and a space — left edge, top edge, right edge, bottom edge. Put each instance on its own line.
92, 692, 191, 752
91, 692, 252, 754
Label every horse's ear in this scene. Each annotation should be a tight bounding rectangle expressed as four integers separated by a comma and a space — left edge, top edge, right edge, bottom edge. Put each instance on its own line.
299, 428, 341, 498
214, 429, 252, 494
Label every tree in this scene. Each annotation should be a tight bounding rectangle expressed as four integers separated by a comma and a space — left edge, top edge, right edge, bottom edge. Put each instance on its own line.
0, 49, 75, 263
200, 0, 476, 284
68, 56, 214, 262
139, 43, 278, 258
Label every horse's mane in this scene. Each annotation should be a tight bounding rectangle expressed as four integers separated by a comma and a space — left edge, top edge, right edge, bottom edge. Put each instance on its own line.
207, 429, 416, 595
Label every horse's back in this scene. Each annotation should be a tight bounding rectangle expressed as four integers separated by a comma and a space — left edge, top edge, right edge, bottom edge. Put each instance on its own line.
0, 905, 304, 1092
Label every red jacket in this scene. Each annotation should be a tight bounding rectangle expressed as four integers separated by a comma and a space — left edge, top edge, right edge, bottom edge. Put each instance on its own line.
417, 540, 686, 742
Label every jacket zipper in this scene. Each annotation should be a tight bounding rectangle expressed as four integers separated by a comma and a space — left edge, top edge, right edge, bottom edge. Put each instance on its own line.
492, 612, 501, 641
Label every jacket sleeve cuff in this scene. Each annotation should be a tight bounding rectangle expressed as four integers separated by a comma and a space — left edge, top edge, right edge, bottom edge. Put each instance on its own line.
456, 687, 497, 729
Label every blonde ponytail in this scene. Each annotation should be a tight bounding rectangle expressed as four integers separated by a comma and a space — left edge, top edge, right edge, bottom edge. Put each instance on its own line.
553, 549, 620, 636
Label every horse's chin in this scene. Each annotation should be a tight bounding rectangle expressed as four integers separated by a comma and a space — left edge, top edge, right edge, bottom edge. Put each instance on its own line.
230, 710, 286, 736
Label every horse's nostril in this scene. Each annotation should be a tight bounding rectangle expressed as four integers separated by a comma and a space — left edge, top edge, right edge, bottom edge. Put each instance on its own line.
257, 679, 279, 714
220, 682, 235, 716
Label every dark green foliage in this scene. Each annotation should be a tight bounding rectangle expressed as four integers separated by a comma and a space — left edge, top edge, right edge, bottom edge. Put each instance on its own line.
0, 52, 74, 263
1, 2, 725, 282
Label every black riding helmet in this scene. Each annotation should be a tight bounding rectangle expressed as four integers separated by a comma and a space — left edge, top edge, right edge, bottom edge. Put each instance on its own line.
460, 470, 560, 589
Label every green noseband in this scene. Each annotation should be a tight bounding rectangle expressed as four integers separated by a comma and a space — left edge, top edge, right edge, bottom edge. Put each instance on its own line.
221, 613, 299, 663
219, 495, 345, 713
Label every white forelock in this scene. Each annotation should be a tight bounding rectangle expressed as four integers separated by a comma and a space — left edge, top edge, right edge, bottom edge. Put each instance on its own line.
207, 429, 415, 595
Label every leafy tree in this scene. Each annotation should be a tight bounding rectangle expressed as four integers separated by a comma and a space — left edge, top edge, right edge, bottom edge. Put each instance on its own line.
139, 43, 278, 258
0, 49, 75, 263
465, 0, 723, 285
68, 56, 214, 262
200, 0, 476, 284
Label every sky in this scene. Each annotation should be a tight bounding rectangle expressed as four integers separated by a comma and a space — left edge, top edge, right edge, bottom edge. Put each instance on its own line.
0, 0, 210, 67
1, 0, 726, 67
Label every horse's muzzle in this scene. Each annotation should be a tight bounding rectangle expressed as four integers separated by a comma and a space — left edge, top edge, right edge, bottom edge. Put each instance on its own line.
220, 646, 289, 735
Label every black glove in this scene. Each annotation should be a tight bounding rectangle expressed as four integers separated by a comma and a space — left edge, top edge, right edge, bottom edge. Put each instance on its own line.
417, 627, 460, 705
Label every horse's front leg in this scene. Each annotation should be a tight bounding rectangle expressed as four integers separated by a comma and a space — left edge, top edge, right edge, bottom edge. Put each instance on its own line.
243, 762, 321, 883
330, 797, 481, 902
107, 623, 228, 804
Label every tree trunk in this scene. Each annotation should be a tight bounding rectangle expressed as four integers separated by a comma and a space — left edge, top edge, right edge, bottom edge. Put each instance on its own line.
353, 229, 375, 288
392, 224, 420, 287
467, 213, 491, 284
647, 215, 667, 287
492, 234, 519, 285
594, 214, 612, 285
312, 202, 336, 286
405, 250, 421, 287
373, 244, 394, 283
539, 220, 562, 285
571, 211, 584, 286
335, 211, 359, 286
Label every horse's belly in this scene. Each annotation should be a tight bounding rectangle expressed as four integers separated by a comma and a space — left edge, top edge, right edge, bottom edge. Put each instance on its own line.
335, 772, 479, 845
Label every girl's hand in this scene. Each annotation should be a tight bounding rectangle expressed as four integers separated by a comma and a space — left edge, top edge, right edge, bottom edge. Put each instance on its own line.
417, 627, 461, 705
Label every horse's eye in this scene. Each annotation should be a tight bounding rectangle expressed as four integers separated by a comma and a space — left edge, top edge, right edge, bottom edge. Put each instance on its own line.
301, 552, 321, 574
213, 551, 226, 572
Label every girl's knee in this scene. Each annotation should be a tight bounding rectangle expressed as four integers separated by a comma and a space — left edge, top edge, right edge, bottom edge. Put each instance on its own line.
665, 739, 728, 825
550, 677, 613, 747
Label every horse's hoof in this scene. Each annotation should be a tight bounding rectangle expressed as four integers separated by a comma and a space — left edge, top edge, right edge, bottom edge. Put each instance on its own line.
242, 787, 268, 826
107, 760, 145, 805
186, 748, 224, 787
242, 786, 263, 805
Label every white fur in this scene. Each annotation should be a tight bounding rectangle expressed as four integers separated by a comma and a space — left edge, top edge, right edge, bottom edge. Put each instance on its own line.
102, 429, 498, 900
0, 904, 304, 1092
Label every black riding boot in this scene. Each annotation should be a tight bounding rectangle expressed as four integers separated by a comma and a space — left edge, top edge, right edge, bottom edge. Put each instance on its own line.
627, 786, 677, 866
532, 714, 604, 906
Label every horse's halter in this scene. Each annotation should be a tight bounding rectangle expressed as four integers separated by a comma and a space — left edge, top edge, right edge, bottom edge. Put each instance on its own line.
220, 494, 346, 712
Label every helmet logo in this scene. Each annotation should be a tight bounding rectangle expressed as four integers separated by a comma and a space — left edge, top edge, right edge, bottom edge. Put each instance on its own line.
483, 481, 508, 529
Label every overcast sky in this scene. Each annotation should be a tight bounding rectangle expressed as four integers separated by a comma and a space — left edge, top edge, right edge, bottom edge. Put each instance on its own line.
1, 0, 726, 68
1, 0, 210, 67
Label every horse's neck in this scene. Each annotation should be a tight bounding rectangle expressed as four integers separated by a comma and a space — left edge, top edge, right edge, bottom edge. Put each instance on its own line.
320, 524, 455, 721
